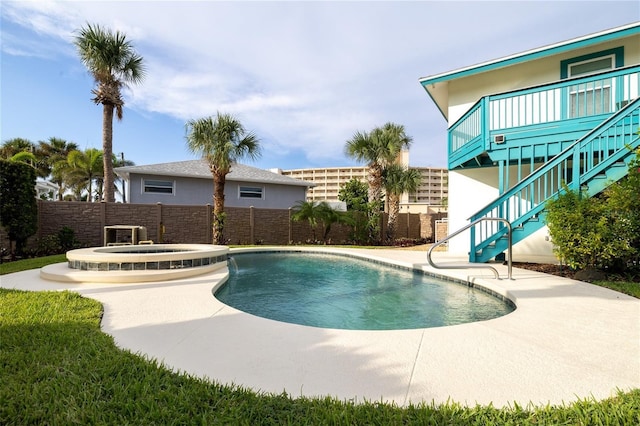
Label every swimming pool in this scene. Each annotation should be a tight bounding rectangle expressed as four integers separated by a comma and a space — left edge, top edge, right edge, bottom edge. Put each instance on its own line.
215, 251, 515, 330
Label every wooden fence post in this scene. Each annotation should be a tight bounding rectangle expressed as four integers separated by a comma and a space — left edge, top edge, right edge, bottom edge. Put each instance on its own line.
100, 201, 106, 245
206, 204, 212, 244
156, 202, 163, 243
288, 207, 292, 244
249, 206, 255, 245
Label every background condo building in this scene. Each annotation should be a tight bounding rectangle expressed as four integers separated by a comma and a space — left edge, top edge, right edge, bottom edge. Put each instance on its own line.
275, 151, 448, 214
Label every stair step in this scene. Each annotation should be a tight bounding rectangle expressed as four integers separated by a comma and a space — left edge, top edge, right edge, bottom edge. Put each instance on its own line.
470, 98, 639, 264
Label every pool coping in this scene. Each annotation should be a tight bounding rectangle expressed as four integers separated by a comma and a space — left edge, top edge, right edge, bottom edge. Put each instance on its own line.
41, 244, 229, 283
2, 246, 639, 408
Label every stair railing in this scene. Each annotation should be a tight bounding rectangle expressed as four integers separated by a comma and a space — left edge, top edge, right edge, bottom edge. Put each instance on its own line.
427, 218, 513, 280
468, 97, 640, 262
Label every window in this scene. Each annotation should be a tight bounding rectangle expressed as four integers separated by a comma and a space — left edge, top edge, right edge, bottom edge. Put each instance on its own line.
143, 179, 174, 194
567, 56, 614, 78
562, 48, 622, 118
239, 186, 263, 199
560, 47, 623, 79
569, 83, 611, 117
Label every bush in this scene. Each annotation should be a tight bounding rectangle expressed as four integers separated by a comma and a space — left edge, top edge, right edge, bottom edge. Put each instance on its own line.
0, 160, 38, 256
33, 227, 80, 257
545, 149, 640, 271
603, 150, 640, 269
35, 235, 62, 256
57, 226, 79, 251
390, 237, 429, 247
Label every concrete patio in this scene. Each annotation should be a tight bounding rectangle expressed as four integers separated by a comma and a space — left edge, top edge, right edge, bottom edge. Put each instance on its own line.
1, 247, 638, 408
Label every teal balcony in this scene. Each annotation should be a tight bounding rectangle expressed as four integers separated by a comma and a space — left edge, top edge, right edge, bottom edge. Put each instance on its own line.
448, 65, 640, 170
468, 97, 639, 263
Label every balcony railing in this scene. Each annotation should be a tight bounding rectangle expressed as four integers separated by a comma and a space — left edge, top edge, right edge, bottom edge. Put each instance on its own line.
467, 97, 639, 262
448, 65, 640, 157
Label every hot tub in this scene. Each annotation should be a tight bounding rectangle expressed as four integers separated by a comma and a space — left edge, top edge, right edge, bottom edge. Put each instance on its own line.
40, 244, 229, 283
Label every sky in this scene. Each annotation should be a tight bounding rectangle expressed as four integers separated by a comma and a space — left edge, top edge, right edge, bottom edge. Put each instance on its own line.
1, 1, 639, 171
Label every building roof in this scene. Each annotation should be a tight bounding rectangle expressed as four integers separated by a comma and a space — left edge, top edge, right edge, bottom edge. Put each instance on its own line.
115, 159, 314, 188
419, 22, 640, 119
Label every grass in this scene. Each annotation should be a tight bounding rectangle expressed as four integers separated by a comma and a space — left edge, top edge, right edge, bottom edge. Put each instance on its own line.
593, 280, 640, 299
1, 288, 638, 425
0, 254, 66, 275
1, 254, 639, 424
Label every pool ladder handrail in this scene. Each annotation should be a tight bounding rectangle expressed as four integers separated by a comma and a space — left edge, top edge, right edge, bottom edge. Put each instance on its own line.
427, 218, 513, 280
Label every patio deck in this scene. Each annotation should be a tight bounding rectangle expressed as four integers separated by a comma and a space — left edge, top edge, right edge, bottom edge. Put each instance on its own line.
1, 247, 638, 408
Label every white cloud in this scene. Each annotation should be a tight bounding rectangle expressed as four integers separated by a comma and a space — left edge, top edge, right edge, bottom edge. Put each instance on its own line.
2, 0, 638, 169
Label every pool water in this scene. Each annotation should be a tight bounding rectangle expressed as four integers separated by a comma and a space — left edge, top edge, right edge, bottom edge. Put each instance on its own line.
215, 252, 515, 330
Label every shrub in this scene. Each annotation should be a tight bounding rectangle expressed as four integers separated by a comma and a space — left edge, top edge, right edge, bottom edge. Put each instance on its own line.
0, 160, 38, 256
545, 149, 640, 271
391, 237, 428, 247
31, 227, 80, 257
36, 235, 62, 256
602, 150, 640, 269
57, 226, 79, 251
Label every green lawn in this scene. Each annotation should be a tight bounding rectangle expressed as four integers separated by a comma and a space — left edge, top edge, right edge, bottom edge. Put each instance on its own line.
0, 254, 66, 275
593, 280, 640, 299
1, 255, 639, 424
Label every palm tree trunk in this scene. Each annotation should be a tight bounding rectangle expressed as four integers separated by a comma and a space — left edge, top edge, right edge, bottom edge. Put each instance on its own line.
102, 104, 115, 203
87, 175, 93, 202
367, 162, 384, 244
212, 171, 226, 245
386, 194, 400, 242
367, 163, 383, 204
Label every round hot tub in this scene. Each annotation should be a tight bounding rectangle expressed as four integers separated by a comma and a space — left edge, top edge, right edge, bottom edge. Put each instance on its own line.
41, 244, 229, 283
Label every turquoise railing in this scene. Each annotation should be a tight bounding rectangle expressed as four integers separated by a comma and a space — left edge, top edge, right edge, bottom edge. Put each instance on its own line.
448, 65, 640, 161
449, 100, 483, 154
467, 97, 640, 262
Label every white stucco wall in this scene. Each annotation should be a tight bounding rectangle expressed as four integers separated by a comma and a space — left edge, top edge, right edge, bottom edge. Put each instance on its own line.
447, 37, 639, 124
442, 34, 638, 263
447, 169, 499, 255
448, 168, 557, 262
511, 227, 557, 264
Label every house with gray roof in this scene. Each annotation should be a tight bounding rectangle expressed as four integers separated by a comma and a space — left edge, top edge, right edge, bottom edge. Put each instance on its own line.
115, 160, 313, 208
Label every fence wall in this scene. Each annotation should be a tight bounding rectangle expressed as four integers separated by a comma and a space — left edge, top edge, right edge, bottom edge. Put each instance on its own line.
435, 218, 449, 244
1, 201, 445, 250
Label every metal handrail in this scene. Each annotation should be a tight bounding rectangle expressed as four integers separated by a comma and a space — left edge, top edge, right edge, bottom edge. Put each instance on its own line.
427, 218, 513, 280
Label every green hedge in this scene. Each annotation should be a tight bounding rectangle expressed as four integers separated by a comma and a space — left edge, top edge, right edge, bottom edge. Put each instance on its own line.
546, 150, 640, 271
0, 159, 38, 255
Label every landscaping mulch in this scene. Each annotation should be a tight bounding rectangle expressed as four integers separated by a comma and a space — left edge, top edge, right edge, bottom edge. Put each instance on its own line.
511, 262, 578, 279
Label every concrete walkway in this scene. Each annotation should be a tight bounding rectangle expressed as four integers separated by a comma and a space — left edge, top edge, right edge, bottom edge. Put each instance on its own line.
1, 247, 638, 408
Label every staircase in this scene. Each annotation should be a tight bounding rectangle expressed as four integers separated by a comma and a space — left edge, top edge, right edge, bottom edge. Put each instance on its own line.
469, 97, 640, 263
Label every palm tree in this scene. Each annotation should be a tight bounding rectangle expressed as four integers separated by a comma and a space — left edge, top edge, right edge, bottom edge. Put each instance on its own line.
74, 23, 145, 203
62, 148, 104, 202
315, 202, 350, 242
344, 122, 412, 243
8, 151, 37, 165
291, 200, 322, 242
0, 138, 34, 159
1, 138, 38, 172
114, 153, 135, 202
38, 138, 79, 200
186, 113, 261, 244
291, 200, 347, 243
2, 139, 39, 172
383, 164, 422, 242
